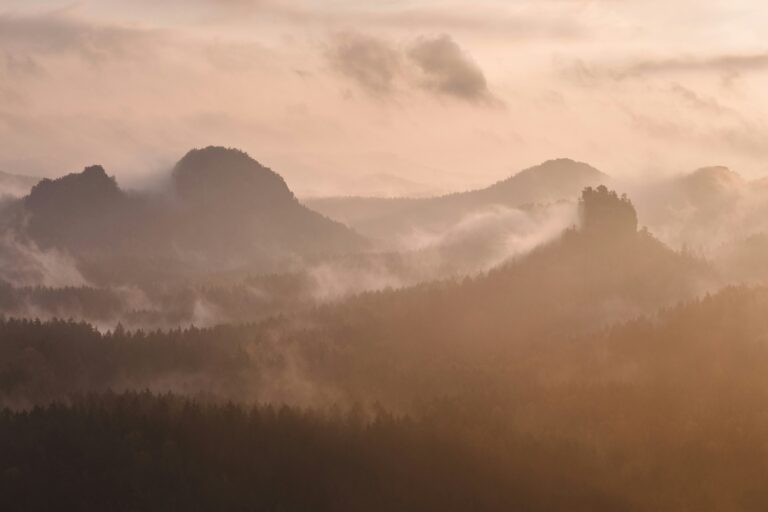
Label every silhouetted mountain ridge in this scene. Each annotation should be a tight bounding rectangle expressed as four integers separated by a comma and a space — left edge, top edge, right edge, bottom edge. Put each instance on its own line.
1, 147, 365, 285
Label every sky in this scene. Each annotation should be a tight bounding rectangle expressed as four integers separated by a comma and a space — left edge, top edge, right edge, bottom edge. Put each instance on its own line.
1, 0, 768, 196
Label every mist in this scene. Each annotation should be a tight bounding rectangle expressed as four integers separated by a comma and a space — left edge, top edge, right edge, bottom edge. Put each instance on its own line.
6, 1, 768, 511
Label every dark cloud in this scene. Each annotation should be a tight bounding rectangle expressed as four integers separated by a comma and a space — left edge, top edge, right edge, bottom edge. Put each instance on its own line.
326, 32, 500, 105
326, 32, 402, 95
407, 35, 496, 103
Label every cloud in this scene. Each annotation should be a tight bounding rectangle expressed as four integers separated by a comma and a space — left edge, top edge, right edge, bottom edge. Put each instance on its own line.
408, 35, 496, 103
396, 202, 577, 274
626, 53, 768, 77
626, 108, 768, 160
0, 11, 160, 65
668, 83, 730, 115
327, 31, 500, 105
0, 52, 43, 78
186, 0, 587, 40
562, 52, 768, 85
0, 233, 87, 287
327, 31, 402, 95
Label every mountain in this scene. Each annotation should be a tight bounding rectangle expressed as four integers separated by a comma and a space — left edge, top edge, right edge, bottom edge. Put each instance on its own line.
0, 170, 40, 198
23, 165, 129, 249
306, 158, 609, 242
461, 158, 609, 205
635, 165, 768, 252
1, 147, 365, 286
166, 147, 365, 260
173, 147, 294, 207
676, 165, 745, 209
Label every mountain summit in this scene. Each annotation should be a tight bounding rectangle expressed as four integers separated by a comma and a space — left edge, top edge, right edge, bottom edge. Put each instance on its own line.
478, 158, 608, 205
172, 147, 295, 208
26, 165, 123, 212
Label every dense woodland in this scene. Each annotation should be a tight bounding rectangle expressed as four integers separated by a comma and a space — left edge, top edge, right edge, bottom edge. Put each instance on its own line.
4, 285, 768, 510
0, 392, 629, 512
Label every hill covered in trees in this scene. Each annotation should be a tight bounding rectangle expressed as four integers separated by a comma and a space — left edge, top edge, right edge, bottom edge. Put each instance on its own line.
0, 147, 364, 287
2, 285, 768, 510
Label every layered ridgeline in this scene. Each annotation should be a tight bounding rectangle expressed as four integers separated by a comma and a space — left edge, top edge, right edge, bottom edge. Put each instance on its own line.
3, 189, 761, 512
306, 158, 609, 241
0, 180, 711, 329
0, 158, 610, 327
0, 147, 364, 286
0, 187, 716, 407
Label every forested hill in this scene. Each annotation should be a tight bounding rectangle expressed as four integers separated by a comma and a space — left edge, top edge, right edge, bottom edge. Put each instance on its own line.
2, 286, 768, 510
1, 147, 365, 286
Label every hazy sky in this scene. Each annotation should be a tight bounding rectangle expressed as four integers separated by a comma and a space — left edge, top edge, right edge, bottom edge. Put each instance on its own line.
1, 0, 768, 195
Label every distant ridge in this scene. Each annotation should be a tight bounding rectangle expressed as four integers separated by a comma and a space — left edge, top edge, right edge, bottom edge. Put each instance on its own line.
306, 158, 609, 240
677, 166, 745, 205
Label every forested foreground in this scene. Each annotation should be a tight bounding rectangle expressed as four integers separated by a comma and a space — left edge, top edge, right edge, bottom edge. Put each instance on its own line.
4, 287, 768, 509
0, 392, 626, 512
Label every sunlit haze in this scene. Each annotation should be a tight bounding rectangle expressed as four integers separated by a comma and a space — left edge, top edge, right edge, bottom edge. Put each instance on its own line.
2, 0, 768, 195
4, 3, 768, 511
